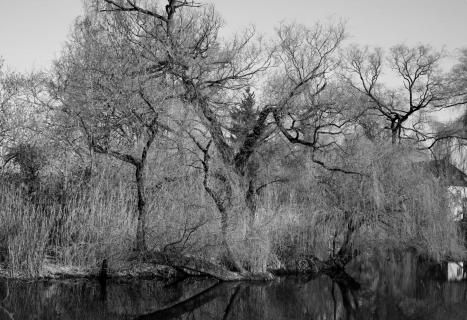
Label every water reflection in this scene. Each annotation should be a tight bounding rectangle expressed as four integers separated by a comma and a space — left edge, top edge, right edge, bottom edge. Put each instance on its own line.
0, 256, 466, 320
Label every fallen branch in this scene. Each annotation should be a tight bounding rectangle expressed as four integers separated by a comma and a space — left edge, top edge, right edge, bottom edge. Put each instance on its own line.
145, 250, 353, 282
146, 251, 257, 281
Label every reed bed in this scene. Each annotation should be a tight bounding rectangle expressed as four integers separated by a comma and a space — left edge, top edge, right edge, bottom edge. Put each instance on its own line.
0, 142, 465, 278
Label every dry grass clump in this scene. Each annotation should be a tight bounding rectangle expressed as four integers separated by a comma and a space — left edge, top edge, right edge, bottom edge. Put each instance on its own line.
51, 178, 137, 269
0, 188, 53, 277
0, 168, 137, 277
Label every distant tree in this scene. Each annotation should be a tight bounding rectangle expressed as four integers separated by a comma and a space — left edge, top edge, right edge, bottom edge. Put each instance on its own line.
428, 50, 467, 165
344, 45, 462, 144
450, 48, 467, 103
0, 61, 52, 181
0, 59, 23, 152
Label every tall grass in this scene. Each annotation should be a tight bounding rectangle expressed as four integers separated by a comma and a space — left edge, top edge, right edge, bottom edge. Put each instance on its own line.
0, 188, 53, 277
0, 164, 221, 277
0, 141, 464, 278
0, 168, 137, 277
51, 177, 137, 269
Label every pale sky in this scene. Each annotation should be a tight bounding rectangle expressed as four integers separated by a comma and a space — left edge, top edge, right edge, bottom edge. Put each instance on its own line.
0, 0, 466, 72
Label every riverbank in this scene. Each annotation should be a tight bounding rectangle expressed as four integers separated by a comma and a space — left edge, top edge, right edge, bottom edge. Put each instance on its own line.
0, 249, 323, 281
0, 259, 180, 281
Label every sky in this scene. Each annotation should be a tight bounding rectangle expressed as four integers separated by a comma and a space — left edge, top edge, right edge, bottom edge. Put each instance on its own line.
0, 0, 466, 73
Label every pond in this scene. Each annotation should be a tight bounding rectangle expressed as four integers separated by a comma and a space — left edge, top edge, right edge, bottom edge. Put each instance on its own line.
0, 255, 466, 320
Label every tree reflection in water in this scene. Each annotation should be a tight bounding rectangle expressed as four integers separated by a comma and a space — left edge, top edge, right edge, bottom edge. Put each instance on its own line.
0, 255, 467, 320
136, 276, 354, 320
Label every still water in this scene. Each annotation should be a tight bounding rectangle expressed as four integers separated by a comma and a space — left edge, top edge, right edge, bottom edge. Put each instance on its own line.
0, 256, 466, 320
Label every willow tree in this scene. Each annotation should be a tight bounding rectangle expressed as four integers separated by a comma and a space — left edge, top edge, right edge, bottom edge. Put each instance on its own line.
49, 12, 175, 252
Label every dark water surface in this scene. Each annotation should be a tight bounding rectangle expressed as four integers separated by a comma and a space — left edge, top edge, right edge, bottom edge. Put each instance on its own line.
0, 256, 466, 320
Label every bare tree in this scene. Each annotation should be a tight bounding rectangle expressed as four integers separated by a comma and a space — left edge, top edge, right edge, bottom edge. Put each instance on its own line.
0, 60, 25, 152
449, 48, 467, 103
344, 45, 462, 144
98, 0, 353, 275
48, 13, 175, 252
425, 49, 467, 165
0, 63, 53, 184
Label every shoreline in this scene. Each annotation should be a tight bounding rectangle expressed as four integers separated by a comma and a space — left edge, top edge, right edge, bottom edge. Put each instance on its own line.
0, 260, 180, 281
1, 251, 463, 282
